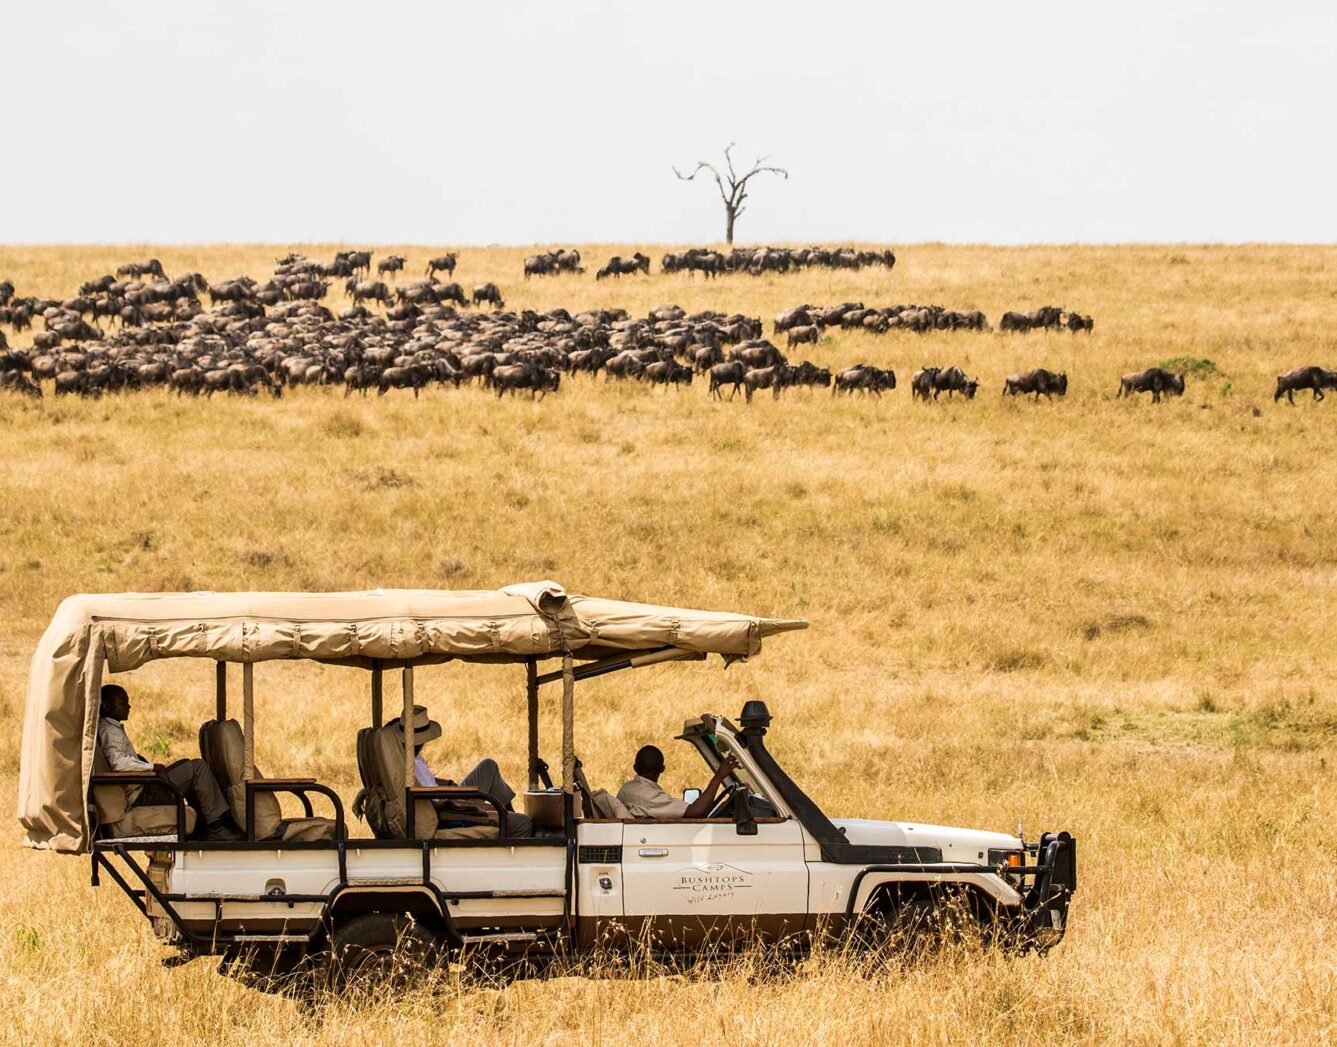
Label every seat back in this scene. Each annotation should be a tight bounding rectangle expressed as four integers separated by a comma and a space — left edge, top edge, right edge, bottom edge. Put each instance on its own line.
199, 718, 282, 840
90, 746, 131, 827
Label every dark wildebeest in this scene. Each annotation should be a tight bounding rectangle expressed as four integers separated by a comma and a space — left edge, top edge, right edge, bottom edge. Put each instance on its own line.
731, 342, 786, 370
1274, 366, 1337, 404
346, 279, 394, 306
1118, 367, 1185, 402
999, 312, 1032, 333
378, 364, 430, 398
523, 253, 555, 279
425, 253, 458, 278
436, 281, 468, 306
708, 361, 747, 401
834, 365, 895, 396
1004, 369, 1069, 400
491, 364, 560, 399
642, 361, 693, 388
742, 365, 791, 402
473, 283, 504, 309
377, 255, 406, 279
930, 366, 979, 399
787, 325, 820, 348
116, 259, 166, 280
910, 366, 939, 400
0, 370, 41, 398
692, 345, 725, 372
1066, 313, 1094, 334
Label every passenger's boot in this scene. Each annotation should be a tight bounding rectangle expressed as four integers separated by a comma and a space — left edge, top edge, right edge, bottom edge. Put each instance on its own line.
204, 818, 244, 842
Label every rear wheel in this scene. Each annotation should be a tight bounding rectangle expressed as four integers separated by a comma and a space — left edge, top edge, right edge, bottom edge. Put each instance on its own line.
328, 913, 442, 990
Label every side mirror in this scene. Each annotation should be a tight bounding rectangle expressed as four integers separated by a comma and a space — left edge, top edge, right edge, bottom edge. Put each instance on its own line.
732, 785, 757, 836
683, 788, 701, 805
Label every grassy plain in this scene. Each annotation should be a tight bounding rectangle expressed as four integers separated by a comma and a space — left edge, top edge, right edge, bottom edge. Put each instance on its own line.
0, 243, 1335, 1045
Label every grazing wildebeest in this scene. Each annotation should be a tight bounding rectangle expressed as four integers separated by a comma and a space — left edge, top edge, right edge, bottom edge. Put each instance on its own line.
116, 259, 166, 280
834, 365, 895, 396
378, 364, 430, 398
787, 325, 820, 348
1004, 369, 1069, 400
345, 279, 394, 306
1066, 313, 1094, 334
742, 365, 792, 402
642, 360, 692, 387
788, 361, 832, 388
472, 283, 504, 309
425, 253, 458, 278
929, 365, 979, 399
524, 253, 555, 279
1118, 367, 1185, 402
1274, 365, 1337, 404
708, 361, 747, 401
377, 255, 406, 279
596, 253, 651, 279
491, 364, 560, 399
0, 370, 41, 398
436, 281, 468, 306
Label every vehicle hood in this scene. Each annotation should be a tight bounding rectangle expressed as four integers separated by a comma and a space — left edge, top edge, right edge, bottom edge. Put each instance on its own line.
831, 818, 1020, 863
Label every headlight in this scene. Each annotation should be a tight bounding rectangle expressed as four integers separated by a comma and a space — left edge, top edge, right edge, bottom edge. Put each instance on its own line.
988, 848, 1023, 869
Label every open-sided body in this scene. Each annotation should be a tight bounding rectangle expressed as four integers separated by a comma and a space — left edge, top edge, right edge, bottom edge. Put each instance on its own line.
18, 582, 1075, 970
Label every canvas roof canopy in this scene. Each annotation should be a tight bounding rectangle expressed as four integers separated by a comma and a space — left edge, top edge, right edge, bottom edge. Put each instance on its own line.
18, 581, 806, 853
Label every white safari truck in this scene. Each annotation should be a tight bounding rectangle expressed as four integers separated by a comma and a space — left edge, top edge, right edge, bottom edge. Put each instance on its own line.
18, 584, 1075, 975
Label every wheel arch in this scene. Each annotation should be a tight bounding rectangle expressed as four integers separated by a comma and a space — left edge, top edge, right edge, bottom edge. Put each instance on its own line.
324, 885, 461, 947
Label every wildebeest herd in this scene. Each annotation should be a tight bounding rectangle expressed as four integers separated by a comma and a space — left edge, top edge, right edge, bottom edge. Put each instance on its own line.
0, 255, 1332, 408
659, 245, 895, 279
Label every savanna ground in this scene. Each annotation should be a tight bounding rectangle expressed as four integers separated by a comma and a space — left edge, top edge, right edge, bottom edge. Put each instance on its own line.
0, 243, 1335, 1045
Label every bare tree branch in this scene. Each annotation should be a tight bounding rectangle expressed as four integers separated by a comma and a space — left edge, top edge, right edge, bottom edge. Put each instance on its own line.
672, 143, 789, 244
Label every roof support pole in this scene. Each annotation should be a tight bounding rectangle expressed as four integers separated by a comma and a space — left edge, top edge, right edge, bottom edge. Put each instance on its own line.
241, 662, 255, 781
402, 664, 415, 790
214, 661, 227, 722
370, 662, 383, 727
526, 659, 539, 790
560, 653, 574, 796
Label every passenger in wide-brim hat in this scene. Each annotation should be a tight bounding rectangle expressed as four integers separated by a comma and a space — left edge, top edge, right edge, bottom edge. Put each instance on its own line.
392, 704, 442, 745
399, 704, 534, 838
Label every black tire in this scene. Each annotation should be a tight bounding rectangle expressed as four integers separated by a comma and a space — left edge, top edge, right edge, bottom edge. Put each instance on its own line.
328, 913, 441, 990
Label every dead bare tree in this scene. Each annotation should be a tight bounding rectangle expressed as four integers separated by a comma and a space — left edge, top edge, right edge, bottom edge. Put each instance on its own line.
673, 143, 789, 245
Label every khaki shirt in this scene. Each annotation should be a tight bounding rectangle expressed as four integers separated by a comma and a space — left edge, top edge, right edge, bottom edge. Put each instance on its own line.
617, 774, 688, 819
96, 717, 153, 772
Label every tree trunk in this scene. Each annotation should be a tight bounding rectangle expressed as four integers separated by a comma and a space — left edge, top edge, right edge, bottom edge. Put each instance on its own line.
725, 205, 736, 245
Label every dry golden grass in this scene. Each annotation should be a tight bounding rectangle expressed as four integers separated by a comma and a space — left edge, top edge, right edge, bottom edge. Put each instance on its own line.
1, 243, 1336, 1045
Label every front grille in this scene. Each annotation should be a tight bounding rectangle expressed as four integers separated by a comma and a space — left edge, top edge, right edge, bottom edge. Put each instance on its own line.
578, 845, 622, 864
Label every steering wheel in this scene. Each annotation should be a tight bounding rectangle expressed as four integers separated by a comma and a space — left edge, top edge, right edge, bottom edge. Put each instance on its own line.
706, 781, 744, 819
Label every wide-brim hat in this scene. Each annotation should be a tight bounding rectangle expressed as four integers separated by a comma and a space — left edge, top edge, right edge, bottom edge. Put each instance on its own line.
393, 704, 442, 744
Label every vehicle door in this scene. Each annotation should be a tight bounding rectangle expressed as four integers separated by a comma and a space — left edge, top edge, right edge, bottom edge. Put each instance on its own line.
620, 814, 809, 947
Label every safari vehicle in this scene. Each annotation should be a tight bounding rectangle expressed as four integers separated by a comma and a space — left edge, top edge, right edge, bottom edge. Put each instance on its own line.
18, 583, 1075, 974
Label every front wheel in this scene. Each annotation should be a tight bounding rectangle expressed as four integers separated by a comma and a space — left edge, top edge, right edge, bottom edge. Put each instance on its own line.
328, 913, 442, 990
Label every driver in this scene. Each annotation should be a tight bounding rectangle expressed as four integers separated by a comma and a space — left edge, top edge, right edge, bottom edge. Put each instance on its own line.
617, 745, 739, 819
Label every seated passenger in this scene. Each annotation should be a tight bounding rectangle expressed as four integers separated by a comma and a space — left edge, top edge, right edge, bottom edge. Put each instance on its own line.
617, 745, 739, 819
398, 705, 534, 838
96, 684, 243, 841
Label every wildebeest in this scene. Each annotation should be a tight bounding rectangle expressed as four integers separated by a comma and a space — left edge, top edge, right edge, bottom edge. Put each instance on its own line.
378, 364, 430, 398
742, 365, 791, 402
491, 363, 560, 399
377, 255, 406, 279
596, 253, 651, 280
346, 279, 394, 306
425, 254, 458, 278
1118, 367, 1185, 402
834, 365, 896, 396
1274, 365, 1337, 404
708, 361, 748, 401
787, 325, 820, 348
1004, 369, 1069, 400
913, 365, 977, 400
1066, 313, 1094, 334
116, 259, 166, 280
642, 360, 692, 387
0, 370, 41, 398
472, 283, 504, 309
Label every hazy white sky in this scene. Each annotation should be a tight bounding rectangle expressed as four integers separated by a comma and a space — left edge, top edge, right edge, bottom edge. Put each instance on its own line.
3, 1, 1333, 244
